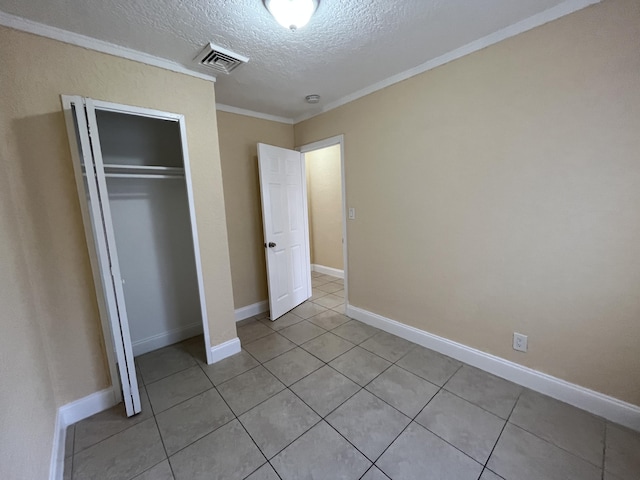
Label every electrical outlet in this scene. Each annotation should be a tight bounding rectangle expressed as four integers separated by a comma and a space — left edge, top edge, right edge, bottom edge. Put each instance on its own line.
513, 332, 528, 352
348, 207, 356, 220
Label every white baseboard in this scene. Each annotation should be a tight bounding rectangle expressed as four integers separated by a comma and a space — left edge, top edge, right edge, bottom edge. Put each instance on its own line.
131, 322, 203, 356
60, 387, 118, 428
50, 387, 117, 480
312, 264, 344, 278
346, 304, 640, 432
235, 301, 269, 322
209, 337, 241, 363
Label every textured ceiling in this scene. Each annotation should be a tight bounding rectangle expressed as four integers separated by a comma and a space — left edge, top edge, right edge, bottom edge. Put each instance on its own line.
0, 0, 569, 119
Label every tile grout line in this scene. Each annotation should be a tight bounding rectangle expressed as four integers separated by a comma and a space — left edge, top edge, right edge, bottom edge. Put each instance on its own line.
204, 336, 383, 473
82, 328, 606, 476
367, 363, 451, 475
601, 422, 607, 480
193, 356, 277, 480
481, 387, 523, 476
137, 350, 200, 386
71, 323, 371, 479
140, 362, 198, 388
359, 465, 392, 480
69, 388, 154, 457
215, 389, 271, 479
234, 315, 464, 472
82, 308, 617, 480
209, 362, 311, 480
339, 364, 417, 466
226, 361, 336, 477
275, 341, 426, 471
131, 459, 174, 480
391, 353, 600, 468
301, 364, 365, 416
505, 420, 607, 470
321, 417, 382, 471
437, 379, 511, 419
146, 368, 214, 415
150, 363, 216, 479
244, 326, 359, 366
251, 313, 412, 368
326, 315, 613, 474
362, 357, 507, 471
156, 415, 237, 459
217, 353, 353, 421
72, 327, 459, 477
81, 351, 223, 469
436, 368, 607, 470
151, 401, 172, 451
500, 420, 608, 474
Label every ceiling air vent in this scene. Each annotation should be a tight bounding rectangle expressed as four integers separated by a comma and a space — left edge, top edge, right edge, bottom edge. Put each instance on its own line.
194, 43, 249, 74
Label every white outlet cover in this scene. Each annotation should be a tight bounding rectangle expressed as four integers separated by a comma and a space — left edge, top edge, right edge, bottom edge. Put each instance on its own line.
513, 332, 528, 352
348, 207, 356, 220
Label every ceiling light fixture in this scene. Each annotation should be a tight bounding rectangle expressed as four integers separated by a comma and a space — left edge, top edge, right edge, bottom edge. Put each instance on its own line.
305, 94, 321, 104
264, 0, 319, 31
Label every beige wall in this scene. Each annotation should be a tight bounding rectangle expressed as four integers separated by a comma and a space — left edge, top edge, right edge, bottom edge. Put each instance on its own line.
0, 26, 236, 475
295, 0, 640, 406
217, 111, 295, 309
306, 145, 343, 270
0, 181, 58, 479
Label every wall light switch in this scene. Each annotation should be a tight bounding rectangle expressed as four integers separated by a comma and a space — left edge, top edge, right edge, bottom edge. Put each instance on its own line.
348, 207, 356, 220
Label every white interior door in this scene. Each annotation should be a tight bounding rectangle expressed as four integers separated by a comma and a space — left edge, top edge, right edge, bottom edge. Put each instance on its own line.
258, 143, 312, 320
62, 96, 141, 416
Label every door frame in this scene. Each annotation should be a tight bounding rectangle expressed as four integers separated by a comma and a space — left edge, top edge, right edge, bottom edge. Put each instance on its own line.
298, 134, 348, 305
91, 99, 213, 364
61, 96, 215, 406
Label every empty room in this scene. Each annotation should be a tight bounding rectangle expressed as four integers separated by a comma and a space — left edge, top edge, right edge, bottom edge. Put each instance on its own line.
1, 0, 639, 479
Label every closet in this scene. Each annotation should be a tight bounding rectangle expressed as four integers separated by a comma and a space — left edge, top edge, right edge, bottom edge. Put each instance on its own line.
62, 96, 210, 416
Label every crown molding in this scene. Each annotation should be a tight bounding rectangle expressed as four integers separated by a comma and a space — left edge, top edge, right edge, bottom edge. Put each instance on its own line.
216, 104, 294, 124
1, 0, 600, 123
293, 0, 600, 124
0, 10, 216, 82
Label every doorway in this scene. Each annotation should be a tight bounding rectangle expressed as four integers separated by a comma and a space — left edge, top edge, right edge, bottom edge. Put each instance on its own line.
300, 135, 348, 306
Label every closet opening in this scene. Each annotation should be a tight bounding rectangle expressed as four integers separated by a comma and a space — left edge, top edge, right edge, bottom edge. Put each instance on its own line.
98, 111, 205, 359
63, 97, 211, 416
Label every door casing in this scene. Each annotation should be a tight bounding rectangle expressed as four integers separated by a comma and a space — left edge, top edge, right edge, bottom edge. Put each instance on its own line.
298, 134, 348, 305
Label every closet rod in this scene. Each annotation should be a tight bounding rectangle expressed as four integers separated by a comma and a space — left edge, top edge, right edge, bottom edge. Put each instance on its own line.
104, 173, 184, 180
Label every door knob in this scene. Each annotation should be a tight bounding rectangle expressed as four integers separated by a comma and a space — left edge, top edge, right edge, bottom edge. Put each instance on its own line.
268, 242, 276, 248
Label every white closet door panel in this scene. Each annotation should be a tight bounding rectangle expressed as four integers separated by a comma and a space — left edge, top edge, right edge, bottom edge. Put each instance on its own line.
84, 99, 141, 416
62, 96, 123, 405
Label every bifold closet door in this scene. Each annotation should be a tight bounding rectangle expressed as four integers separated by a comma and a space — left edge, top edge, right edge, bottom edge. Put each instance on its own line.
62, 96, 141, 416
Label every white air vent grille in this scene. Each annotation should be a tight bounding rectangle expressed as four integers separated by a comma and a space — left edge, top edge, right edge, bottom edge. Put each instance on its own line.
194, 43, 249, 74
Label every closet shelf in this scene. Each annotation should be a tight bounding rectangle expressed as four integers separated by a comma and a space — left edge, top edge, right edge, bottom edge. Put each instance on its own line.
103, 164, 185, 176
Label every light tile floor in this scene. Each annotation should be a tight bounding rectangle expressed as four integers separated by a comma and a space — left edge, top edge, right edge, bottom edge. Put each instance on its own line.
64, 274, 640, 480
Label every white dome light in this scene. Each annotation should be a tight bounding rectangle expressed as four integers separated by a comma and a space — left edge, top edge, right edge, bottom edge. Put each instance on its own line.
264, 0, 319, 31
